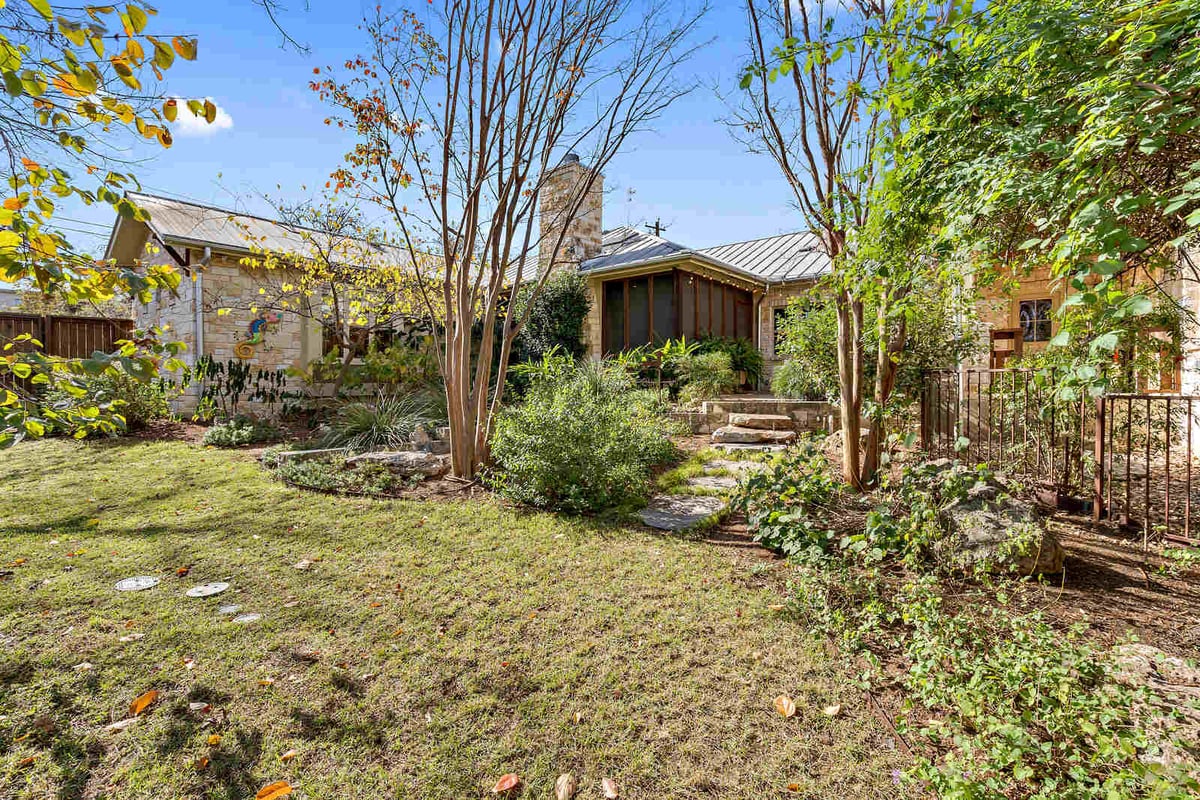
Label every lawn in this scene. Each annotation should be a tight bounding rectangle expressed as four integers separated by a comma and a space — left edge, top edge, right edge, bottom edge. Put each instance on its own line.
0, 440, 896, 799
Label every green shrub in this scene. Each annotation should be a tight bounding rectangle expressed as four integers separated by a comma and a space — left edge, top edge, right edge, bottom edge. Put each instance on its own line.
677, 351, 736, 405
202, 416, 281, 447
514, 271, 591, 360
316, 391, 444, 452
770, 356, 834, 401
696, 335, 764, 387
488, 360, 680, 513
274, 455, 401, 496
43, 372, 172, 434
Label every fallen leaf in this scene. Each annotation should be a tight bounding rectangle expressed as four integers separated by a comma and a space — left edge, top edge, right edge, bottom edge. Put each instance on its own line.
119, 633, 144, 643
255, 781, 294, 800
105, 718, 138, 732
293, 559, 312, 570
280, 748, 298, 762
73, 662, 94, 672
787, 783, 801, 792
184, 658, 197, 670
602, 777, 619, 798
196, 756, 210, 771
176, 566, 191, 577
822, 703, 842, 717
188, 702, 211, 713
768, 603, 785, 612
13, 732, 30, 743
258, 678, 275, 687
774, 695, 796, 718
369, 602, 382, 608
491, 773, 521, 794
10, 558, 26, 567
573, 711, 583, 724
129, 690, 159, 717
17, 755, 37, 768
554, 773, 578, 800
207, 734, 222, 746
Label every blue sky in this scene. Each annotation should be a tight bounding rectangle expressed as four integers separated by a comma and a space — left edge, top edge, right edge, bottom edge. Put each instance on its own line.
59, 0, 801, 257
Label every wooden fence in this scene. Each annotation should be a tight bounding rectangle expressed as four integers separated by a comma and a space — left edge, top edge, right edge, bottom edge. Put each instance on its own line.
921, 368, 1200, 545
0, 313, 134, 358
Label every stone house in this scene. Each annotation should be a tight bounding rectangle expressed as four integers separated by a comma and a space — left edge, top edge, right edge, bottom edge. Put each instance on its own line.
104, 191, 413, 412
534, 155, 831, 379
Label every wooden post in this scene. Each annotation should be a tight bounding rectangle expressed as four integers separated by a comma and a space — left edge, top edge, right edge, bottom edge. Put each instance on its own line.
1093, 396, 1105, 523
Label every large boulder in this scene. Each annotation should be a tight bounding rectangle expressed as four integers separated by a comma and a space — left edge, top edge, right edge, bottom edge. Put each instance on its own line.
711, 425, 797, 445
727, 413, 794, 431
935, 474, 1065, 575
345, 450, 450, 478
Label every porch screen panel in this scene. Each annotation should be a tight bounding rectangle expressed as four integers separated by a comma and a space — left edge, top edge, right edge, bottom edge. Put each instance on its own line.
679, 273, 696, 340
735, 297, 752, 340
603, 280, 625, 353
725, 289, 737, 337
652, 273, 675, 343
711, 283, 725, 336
628, 278, 650, 346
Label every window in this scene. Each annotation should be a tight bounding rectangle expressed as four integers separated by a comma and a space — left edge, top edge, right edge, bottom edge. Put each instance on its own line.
1018, 298, 1052, 342
773, 307, 789, 351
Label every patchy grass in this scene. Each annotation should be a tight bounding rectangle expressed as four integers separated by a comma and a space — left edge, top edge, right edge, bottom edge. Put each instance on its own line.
0, 440, 895, 799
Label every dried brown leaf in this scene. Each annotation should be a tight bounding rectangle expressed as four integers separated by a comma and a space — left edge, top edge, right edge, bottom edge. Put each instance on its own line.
773, 695, 796, 718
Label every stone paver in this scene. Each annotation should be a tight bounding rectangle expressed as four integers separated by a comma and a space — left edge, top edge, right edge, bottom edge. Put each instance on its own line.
702, 459, 770, 474
638, 494, 726, 532
686, 475, 739, 490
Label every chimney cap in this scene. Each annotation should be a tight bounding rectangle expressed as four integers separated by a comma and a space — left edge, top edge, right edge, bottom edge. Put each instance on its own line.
561, 152, 581, 165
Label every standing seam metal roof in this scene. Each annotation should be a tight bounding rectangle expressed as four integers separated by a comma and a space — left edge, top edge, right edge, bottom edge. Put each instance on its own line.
579, 226, 829, 284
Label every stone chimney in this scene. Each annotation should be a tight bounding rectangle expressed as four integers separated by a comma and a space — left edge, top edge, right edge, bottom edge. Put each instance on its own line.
538, 152, 603, 273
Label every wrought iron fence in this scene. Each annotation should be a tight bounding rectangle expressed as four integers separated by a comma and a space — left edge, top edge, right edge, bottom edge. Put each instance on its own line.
921, 368, 1199, 545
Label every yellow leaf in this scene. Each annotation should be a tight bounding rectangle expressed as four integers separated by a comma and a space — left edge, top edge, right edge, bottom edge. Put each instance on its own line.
255, 781, 293, 800
129, 689, 158, 717
207, 734, 221, 746
172, 36, 198, 60
280, 748, 298, 762
196, 756, 210, 771
773, 695, 796, 718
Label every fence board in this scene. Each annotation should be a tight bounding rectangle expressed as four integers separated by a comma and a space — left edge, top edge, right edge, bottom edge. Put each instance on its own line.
0, 313, 132, 358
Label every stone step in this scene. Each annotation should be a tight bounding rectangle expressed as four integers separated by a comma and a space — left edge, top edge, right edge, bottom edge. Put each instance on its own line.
711, 425, 797, 445
638, 494, 726, 532
728, 412, 794, 431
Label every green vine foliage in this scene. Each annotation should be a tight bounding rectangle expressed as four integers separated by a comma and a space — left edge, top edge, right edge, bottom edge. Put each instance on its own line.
885, 0, 1200, 391
738, 455, 1200, 796
514, 271, 591, 361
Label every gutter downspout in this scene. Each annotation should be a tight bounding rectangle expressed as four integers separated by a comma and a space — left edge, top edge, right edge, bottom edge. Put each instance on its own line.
193, 246, 212, 367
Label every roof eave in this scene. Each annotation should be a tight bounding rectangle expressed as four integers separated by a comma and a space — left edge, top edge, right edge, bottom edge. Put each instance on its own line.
581, 251, 769, 289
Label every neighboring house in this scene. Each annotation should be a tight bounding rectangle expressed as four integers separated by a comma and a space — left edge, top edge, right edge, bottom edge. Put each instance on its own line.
531, 155, 831, 377
0, 286, 21, 311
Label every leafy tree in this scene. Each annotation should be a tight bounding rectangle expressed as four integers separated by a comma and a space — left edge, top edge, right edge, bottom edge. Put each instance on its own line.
231, 197, 429, 398
312, 0, 706, 479
884, 0, 1200, 395
731, 0, 951, 485
513, 270, 590, 361
0, 0, 208, 446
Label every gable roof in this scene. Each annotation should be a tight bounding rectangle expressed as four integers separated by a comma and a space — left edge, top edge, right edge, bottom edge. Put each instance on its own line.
698, 231, 829, 283
105, 192, 410, 267
577, 226, 830, 285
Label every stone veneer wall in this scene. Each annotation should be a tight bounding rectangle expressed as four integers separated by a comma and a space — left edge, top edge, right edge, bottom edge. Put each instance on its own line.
135, 248, 321, 415
758, 280, 815, 384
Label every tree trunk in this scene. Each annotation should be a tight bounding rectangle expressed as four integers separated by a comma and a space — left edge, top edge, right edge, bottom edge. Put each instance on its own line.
835, 290, 864, 489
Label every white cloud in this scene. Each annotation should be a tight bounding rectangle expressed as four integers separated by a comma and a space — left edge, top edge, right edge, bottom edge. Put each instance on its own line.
171, 98, 234, 138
